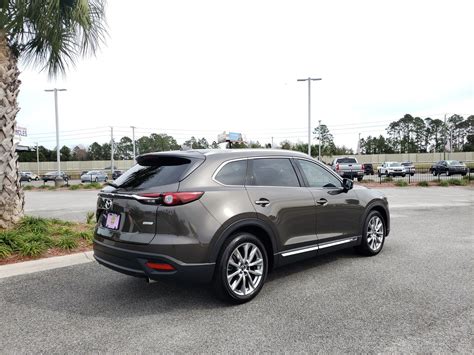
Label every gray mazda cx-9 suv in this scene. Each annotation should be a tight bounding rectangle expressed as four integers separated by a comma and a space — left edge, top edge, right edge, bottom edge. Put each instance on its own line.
93, 149, 390, 303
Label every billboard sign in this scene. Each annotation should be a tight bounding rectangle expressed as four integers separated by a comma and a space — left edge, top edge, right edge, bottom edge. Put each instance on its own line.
217, 131, 243, 143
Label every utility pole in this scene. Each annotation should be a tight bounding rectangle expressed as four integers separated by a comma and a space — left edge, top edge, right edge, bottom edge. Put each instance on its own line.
35, 142, 39, 177
44, 88, 66, 177
318, 120, 322, 160
443, 114, 446, 160
357, 132, 361, 155
297, 77, 322, 157
271, 136, 274, 148
110, 127, 114, 177
131, 126, 136, 161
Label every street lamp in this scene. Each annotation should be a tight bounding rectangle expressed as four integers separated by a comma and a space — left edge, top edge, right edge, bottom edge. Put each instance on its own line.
45, 88, 66, 181
297, 77, 322, 157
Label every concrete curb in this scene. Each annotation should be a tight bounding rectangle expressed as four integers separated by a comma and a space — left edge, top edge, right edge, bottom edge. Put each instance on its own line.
0, 251, 94, 280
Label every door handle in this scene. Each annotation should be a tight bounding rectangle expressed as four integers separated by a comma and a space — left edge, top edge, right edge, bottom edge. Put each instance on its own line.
255, 198, 270, 207
316, 198, 328, 206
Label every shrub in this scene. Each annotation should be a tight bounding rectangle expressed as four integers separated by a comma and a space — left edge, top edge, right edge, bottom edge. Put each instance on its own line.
18, 216, 49, 234
47, 218, 73, 227
417, 181, 429, 187
383, 176, 393, 182
77, 231, 94, 243
47, 186, 57, 190
438, 180, 449, 187
0, 230, 23, 251
69, 184, 81, 190
395, 180, 408, 187
19, 241, 46, 257
448, 179, 467, 186
0, 244, 13, 258
56, 236, 78, 250
90, 182, 102, 189
38, 185, 48, 189
23, 185, 34, 191
86, 211, 95, 224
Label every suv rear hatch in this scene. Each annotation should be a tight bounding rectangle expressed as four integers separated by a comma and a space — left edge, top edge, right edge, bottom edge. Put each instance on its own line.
96, 153, 204, 244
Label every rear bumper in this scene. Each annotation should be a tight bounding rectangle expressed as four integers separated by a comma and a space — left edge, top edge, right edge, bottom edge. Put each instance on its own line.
338, 171, 364, 178
93, 239, 215, 283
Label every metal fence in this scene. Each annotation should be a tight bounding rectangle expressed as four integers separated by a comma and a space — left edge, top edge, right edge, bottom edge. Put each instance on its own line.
361, 168, 472, 184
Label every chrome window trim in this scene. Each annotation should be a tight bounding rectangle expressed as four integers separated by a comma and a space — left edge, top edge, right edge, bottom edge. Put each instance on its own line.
211, 157, 249, 187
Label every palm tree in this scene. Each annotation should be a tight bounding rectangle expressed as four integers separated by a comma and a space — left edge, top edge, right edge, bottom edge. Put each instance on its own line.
0, 0, 107, 228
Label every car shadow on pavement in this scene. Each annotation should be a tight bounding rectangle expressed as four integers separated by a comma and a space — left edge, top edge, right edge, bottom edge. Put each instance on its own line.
2, 248, 366, 317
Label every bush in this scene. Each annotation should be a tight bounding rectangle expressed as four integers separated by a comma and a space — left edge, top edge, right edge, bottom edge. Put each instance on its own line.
18, 216, 49, 234
0, 230, 23, 251
395, 180, 408, 187
23, 185, 34, 191
86, 211, 95, 224
447, 179, 467, 186
19, 241, 46, 257
417, 181, 429, 187
77, 231, 94, 243
438, 180, 449, 187
69, 184, 81, 190
383, 176, 393, 182
56, 236, 78, 250
0, 244, 13, 258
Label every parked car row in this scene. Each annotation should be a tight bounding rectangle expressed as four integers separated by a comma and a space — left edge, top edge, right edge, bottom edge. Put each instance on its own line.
19, 171, 40, 182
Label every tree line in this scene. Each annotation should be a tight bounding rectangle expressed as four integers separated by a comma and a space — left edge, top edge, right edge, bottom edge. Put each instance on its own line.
18, 113, 473, 162
360, 114, 473, 154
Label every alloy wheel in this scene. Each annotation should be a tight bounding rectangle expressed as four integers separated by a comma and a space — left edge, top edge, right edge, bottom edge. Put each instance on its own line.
366, 215, 384, 251
226, 242, 264, 297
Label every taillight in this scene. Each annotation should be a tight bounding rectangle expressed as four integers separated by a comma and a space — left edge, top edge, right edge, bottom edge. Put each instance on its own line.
336, 163, 340, 171
361, 164, 365, 170
139, 192, 204, 206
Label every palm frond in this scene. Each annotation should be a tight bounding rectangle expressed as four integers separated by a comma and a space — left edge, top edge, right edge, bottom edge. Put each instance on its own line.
4, 0, 108, 77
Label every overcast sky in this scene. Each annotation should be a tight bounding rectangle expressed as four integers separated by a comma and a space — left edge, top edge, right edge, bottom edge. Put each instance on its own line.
16, 0, 473, 150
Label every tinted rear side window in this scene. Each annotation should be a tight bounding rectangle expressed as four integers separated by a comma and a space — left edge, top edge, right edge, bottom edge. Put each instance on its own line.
113, 156, 195, 190
214, 160, 247, 185
248, 158, 300, 187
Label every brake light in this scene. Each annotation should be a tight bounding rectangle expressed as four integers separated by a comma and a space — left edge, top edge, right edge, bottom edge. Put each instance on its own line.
145, 262, 175, 271
139, 192, 204, 206
361, 164, 365, 170
336, 163, 340, 171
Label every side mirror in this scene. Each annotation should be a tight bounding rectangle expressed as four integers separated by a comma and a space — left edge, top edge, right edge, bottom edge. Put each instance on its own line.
342, 178, 353, 192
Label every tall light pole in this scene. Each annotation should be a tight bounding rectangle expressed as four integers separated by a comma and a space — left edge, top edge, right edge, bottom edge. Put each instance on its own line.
297, 77, 322, 157
318, 120, 322, 160
35, 142, 40, 177
131, 126, 136, 161
45, 88, 66, 177
110, 126, 114, 176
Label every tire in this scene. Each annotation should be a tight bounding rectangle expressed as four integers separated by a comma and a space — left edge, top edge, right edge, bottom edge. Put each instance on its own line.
35, 177, 39, 181
446, 170, 450, 176
356, 210, 386, 256
28, 178, 32, 182
461, 173, 466, 177
213, 233, 268, 304
432, 170, 437, 176
377, 172, 381, 177
104, 177, 108, 182
94, 177, 98, 182
357, 177, 363, 182
411, 173, 414, 176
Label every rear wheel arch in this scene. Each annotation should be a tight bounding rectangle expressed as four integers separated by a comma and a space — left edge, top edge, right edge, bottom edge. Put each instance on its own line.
210, 219, 277, 271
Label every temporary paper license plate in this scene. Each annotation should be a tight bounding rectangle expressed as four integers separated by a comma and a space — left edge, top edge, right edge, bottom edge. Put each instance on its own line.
105, 212, 121, 230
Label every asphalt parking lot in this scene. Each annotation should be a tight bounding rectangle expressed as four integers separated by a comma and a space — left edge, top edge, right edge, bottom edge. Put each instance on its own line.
2, 187, 473, 352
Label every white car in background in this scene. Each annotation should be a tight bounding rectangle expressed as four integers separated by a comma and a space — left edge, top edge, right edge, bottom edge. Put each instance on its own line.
377, 162, 406, 177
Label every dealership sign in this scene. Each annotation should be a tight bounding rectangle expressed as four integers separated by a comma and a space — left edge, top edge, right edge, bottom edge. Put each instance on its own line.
15, 126, 27, 137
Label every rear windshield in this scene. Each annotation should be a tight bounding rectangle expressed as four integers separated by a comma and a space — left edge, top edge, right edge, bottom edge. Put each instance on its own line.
113, 156, 196, 190
336, 158, 357, 164
388, 162, 402, 167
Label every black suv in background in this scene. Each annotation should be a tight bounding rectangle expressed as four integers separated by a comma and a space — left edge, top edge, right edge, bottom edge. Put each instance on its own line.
364, 163, 374, 175
93, 150, 390, 303
430, 160, 467, 176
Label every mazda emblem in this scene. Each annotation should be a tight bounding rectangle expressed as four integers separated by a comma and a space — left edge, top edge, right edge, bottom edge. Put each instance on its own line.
103, 198, 113, 210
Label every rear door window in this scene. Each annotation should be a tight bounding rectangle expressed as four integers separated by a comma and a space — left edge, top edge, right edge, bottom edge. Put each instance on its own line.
214, 160, 247, 185
248, 158, 300, 187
